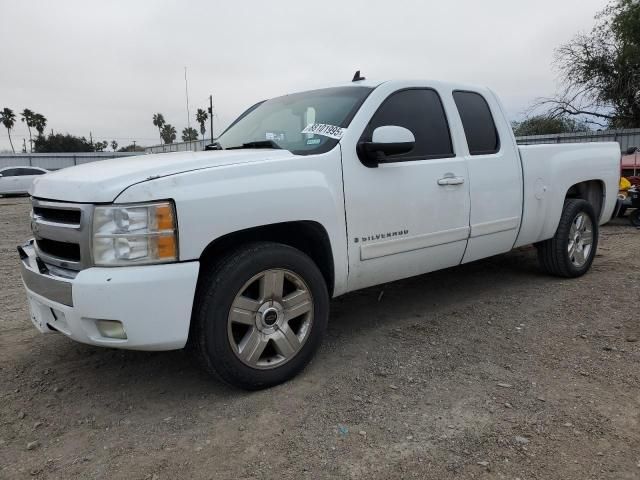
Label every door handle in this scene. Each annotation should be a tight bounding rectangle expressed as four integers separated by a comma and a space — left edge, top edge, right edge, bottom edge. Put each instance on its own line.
437, 176, 465, 186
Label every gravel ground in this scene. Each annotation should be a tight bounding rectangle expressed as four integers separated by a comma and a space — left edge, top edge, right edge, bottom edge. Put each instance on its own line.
0, 196, 639, 480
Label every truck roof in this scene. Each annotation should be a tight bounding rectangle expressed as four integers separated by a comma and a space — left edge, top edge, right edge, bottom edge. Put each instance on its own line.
292, 78, 491, 95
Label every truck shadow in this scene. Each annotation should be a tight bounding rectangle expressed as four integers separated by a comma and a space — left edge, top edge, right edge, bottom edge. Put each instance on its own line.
13, 246, 544, 400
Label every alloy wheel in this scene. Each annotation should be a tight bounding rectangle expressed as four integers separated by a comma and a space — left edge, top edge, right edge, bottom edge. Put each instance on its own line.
227, 269, 314, 369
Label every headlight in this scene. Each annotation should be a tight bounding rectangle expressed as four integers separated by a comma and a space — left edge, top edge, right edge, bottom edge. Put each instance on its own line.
92, 201, 178, 266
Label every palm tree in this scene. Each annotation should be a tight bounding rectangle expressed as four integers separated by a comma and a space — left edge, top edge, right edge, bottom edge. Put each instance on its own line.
20, 108, 35, 152
160, 124, 177, 144
196, 108, 208, 140
1, 108, 16, 153
153, 113, 166, 144
32, 113, 47, 138
181, 127, 198, 142
33, 113, 47, 137
111, 140, 118, 151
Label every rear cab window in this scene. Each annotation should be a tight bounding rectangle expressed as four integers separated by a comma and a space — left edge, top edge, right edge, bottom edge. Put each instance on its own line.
453, 91, 500, 155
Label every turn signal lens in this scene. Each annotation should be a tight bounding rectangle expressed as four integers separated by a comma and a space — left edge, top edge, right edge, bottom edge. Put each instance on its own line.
154, 204, 175, 231
156, 235, 177, 260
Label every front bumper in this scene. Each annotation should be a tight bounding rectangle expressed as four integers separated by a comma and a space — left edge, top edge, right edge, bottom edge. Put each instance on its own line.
18, 241, 200, 351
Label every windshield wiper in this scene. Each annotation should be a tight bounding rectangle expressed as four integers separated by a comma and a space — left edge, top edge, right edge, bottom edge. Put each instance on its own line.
226, 140, 282, 150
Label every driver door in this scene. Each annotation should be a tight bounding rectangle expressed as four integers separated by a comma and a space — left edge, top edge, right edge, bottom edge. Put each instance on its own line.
341, 88, 470, 291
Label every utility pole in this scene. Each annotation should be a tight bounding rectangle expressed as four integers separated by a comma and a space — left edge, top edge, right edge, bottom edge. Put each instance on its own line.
184, 66, 193, 149
208, 95, 214, 143
89, 131, 93, 146
133, 140, 137, 151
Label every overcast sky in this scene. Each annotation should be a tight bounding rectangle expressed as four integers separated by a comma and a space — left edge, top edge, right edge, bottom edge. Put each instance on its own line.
0, 0, 608, 152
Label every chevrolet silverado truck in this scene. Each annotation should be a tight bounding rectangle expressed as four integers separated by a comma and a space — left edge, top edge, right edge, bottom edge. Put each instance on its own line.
18, 78, 621, 390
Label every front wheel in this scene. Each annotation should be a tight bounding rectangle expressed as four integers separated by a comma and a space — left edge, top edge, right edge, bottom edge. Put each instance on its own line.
630, 209, 640, 227
537, 199, 598, 278
190, 242, 329, 390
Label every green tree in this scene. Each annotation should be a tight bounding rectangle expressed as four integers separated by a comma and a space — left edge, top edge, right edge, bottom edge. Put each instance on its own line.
111, 140, 118, 151
153, 113, 166, 144
538, 0, 640, 127
1, 107, 16, 153
20, 108, 35, 152
34, 133, 95, 153
32, 113, 47, 138
196, 108, 209, 140
118, 143, 146, 152
94, 141, 108, 152
512, 115, 591, 136
181, 126, 199, 142
160, 124, 177, 144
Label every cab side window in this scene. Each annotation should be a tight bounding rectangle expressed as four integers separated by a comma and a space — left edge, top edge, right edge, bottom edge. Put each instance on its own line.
453, 91, 500, 155
19, 168, 45, 176
361, 89, 454, 162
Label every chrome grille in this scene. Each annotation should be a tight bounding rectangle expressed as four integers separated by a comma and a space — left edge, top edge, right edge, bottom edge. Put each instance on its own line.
32, 206, 81, 225
30, 198, 94, 271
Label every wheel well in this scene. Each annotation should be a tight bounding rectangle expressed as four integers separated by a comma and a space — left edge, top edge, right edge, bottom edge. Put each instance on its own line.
198, 221, 335, 295
565, 180, 605, 220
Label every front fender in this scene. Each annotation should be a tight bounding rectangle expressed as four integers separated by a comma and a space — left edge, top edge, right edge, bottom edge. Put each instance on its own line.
114, 149, 349, 295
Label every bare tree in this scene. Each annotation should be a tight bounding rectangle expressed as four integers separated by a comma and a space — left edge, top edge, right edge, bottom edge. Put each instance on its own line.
535, 0, 640, 128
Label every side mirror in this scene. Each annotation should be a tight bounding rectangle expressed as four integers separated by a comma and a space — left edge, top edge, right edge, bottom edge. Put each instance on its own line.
626, 146, 638, 155
358, 126, 415, 167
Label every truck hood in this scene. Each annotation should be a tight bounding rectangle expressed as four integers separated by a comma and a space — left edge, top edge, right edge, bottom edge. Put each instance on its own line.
30, 149, 295, 203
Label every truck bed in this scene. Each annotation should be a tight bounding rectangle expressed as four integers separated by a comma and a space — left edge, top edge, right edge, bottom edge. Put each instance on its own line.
514, 142, 621, 248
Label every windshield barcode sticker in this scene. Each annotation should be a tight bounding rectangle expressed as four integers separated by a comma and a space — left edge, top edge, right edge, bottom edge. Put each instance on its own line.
301, 123, 345, 140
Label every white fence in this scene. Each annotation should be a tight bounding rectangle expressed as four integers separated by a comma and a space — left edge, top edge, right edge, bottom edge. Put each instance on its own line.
0, 152, 143, 170
145, 139, 211, 154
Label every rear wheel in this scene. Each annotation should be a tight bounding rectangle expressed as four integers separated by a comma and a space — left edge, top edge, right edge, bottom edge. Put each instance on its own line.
630, 209, 640, 227
190, 242, 329, 390
537, 199, 598, 278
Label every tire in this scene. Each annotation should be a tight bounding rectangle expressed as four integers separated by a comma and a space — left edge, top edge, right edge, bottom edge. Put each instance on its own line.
537, 199, 598, 278
190, 242, 329, 390
630, 209, 640, 227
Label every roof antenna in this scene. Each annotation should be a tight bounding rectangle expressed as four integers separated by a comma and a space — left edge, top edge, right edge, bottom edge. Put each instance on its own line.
352, 70, 365, 82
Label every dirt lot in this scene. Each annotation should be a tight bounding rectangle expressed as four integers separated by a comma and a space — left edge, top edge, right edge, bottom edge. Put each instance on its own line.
0, 196, 639, 480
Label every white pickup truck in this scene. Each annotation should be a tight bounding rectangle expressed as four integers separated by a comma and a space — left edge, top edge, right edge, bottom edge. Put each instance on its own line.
19, 78, 620, 389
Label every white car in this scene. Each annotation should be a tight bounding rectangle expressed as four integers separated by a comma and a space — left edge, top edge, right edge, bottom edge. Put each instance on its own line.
18, 78, 621, 390
0, 166, 48, 195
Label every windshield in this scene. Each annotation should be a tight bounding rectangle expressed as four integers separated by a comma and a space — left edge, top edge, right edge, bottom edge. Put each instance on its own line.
215, 86, 373, 155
